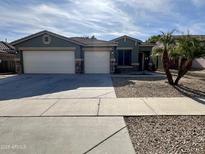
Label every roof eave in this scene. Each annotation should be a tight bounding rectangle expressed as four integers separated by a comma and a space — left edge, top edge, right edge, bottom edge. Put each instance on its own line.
110, 35, 142, 43
139, 44, 155, 47
85, 43, 117, 47
11, 30, 85, 46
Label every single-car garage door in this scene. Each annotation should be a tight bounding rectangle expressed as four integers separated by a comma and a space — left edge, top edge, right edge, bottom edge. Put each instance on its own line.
84, 51, 110, 73
23, 51, 75, 74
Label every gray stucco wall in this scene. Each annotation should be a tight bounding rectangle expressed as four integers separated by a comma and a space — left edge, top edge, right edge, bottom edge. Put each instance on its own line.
113, 38, 140, 64
14, 34, 82, 59
139, 46, 153, 52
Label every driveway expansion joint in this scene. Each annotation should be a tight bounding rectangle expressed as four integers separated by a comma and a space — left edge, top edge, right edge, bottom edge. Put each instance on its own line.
141, 98, 158, 115
40, 99, 60, 116
83, 125, 127, 154
97, 98, 101, 116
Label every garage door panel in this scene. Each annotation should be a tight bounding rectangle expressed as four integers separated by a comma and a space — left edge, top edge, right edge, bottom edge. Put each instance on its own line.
85, 51, 110, 74
23, 51, 75, 74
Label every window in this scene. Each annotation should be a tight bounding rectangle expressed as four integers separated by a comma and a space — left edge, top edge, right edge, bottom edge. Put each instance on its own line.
118, 50, 131, 66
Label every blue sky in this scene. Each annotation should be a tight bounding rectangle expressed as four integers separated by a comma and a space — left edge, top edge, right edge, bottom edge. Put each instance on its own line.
1, 0, 205, 42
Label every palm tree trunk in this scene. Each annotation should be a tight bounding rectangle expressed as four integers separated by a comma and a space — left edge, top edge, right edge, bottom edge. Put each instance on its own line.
175, 58, 185, 85
162, 49, 174, 85
174, 60, 192, 85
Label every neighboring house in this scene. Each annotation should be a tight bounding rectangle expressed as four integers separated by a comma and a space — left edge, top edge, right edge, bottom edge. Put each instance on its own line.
111, 36, 155, 72
192, 58, 205, 69
11, 30, 117, 74
0, 41, 18, 73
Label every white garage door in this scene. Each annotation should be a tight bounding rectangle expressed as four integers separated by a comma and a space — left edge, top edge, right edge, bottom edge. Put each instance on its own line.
85, 51, 110, 73
23, 51, 75, 74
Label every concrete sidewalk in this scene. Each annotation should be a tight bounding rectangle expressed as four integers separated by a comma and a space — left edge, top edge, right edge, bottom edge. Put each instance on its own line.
0, 97, 204, 116
0, 97, 204, 154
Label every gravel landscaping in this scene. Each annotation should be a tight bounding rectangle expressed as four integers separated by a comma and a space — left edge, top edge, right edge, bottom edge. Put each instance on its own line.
125, 116, 205, 154
112, 76, 205, 97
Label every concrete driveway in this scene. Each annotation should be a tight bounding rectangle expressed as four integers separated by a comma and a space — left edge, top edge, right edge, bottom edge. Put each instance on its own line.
0, 117, 135, 154
0, 75, 136, 154
0, 74, 116, 100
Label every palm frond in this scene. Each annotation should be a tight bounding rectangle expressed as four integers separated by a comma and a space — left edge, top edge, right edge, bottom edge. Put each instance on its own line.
152, 46, 164, 56
173, 34, 205, 60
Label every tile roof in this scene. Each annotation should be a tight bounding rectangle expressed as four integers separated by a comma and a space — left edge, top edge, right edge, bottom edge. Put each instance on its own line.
70, 37, 117, 46
0, 41, 16, 54
173, 35, 205, 41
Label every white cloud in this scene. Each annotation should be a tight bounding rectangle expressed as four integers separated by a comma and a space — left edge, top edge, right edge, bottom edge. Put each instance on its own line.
0, 0, 145, 41
191, 0, 205, 7
175, 22, 205, 34
121, 0, 173, 12
0, 0, 204, 42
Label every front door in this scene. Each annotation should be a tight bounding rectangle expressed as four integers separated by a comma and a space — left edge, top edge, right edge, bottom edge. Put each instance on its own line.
144, 52, 150, 70
138, 53, 143, 71
138, 52, 150, 71
118, 50, 131, 66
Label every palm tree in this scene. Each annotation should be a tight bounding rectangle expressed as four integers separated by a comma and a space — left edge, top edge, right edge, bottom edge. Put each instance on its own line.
152, 31, 175, 85
173, 35, 205, 85
147, 35, 161, 43
153, 32, 205, 85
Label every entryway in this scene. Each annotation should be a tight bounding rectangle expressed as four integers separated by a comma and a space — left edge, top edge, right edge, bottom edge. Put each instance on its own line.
138, 52, 150, 71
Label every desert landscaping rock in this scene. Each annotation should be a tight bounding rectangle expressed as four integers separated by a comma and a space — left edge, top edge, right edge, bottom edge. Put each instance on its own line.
112, 76, 205, 97
125, 116, 205, 154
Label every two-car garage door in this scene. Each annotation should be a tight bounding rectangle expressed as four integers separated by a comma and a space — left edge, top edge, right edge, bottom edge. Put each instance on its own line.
23, 50, 110, 74
23, 51, 75, 74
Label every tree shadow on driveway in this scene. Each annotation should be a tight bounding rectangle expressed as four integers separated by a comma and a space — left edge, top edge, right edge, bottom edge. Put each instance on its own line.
0, 74, 114, 101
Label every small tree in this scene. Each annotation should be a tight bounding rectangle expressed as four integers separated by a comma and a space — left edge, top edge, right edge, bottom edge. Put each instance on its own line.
153, 31, 205, 85
152, 31, 175, 85
173, 35, 205, 84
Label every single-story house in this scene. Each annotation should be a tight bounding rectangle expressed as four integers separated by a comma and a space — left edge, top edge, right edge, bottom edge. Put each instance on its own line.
11, 30, 154, 74
0, 41, 18, 73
